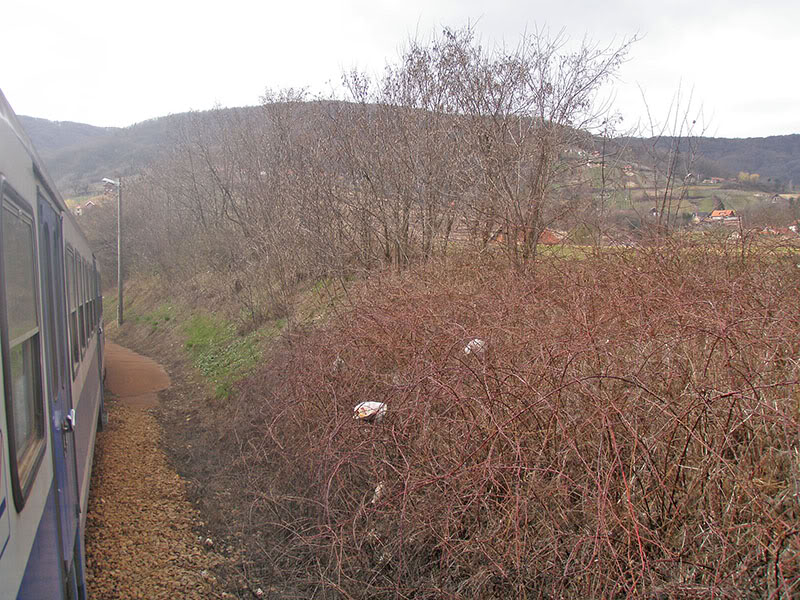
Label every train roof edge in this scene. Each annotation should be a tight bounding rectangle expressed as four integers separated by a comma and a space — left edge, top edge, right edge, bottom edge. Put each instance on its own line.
0, 87, 95, 261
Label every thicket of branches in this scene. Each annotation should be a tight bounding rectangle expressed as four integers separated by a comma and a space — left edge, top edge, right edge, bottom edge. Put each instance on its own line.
184, 240, 799, 598
83, 27, 635, 322
79, 26, 800, 598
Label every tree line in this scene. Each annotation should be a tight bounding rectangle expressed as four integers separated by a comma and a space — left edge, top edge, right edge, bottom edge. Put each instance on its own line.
84, 27, 636, 322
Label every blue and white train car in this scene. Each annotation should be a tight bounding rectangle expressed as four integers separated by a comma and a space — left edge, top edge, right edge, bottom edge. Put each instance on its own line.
0, 89, 105, 599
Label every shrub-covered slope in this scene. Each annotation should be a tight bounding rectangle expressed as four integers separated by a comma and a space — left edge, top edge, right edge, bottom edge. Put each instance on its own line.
188, 242, 800, 598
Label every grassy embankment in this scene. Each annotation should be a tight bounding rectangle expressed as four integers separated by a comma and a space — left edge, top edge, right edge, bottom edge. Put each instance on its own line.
102, 281, 288, 401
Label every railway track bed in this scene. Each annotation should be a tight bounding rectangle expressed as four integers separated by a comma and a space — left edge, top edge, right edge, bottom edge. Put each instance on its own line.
85, 343, 226, 599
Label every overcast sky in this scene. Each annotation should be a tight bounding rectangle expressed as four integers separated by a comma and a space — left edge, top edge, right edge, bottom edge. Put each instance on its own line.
2, 0, 797, 138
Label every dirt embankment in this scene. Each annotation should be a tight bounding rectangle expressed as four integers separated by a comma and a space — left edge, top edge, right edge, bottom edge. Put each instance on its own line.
85, 342, 228, 599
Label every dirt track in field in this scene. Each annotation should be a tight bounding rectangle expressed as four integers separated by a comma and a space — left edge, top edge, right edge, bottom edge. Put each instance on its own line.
85, 342, 226, 599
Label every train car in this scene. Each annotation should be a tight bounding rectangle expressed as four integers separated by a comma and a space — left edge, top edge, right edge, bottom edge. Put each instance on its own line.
0, 89, 105, 599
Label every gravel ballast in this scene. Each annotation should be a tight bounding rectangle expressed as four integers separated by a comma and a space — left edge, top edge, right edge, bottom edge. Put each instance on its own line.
85, 343, 227, 599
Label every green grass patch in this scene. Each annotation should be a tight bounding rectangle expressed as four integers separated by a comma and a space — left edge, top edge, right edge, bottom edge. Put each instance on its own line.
182, 313, 269, 399
131, 303, 175, 332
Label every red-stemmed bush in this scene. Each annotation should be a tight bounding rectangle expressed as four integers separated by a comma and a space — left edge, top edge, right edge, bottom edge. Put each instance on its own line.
230, 239, 800, 598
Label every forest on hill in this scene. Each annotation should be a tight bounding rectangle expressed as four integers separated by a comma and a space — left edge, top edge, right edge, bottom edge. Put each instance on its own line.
19, 111, 200, 196
622, 134, 800, 185
693, 134, 800, 184
21, 109, 800, 202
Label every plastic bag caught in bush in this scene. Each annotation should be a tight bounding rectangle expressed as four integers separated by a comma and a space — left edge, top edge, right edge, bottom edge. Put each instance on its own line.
353, 401, 387, 423
464, 338, 487, 356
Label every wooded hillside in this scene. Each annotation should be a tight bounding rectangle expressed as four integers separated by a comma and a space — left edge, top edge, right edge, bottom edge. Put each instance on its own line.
20, 112, 800, 200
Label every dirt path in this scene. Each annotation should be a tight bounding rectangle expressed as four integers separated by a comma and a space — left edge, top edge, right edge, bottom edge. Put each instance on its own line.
85, 342, 226, 599
103, 343, 171, 407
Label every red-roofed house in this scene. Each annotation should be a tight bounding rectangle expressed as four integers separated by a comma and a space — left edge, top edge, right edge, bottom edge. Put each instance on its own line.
710, 209, 735, 219
708, 209, 739, 226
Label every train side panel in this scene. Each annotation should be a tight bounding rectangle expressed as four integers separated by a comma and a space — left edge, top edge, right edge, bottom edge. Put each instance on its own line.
62, 216, 103, 547
0, 88, 103, 599
0, 97, 64, 599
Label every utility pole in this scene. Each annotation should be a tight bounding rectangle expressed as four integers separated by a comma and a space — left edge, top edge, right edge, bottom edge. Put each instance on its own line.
116, 176, 123, 325
102, 177, 123, 325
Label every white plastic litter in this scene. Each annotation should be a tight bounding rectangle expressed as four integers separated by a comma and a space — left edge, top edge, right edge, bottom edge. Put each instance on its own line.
353, 401, 387, 423
464, 338, 487, 356
371, 482, 385, 504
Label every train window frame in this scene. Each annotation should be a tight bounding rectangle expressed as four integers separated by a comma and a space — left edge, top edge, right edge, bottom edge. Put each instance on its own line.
87, 264, 93, 334
83, 258, 89, 338
96, 271, 102, 323
39, 220, 60, 394
77, 258, 83, 344
90, 264, 97, 334
79, 258, 85, 344
94, 265, 99, 330
78, 257, 86, 354
82, 259, 88, 344
66, 246, 79, 375
0, 178, 47, 511
87, 262, 93, 335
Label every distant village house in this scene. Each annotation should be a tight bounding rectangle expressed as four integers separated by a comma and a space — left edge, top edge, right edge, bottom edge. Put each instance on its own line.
693, 209, 740, 226
72, 199, 97, 217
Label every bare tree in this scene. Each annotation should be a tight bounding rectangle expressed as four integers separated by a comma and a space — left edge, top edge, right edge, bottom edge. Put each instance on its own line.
638, 85, 706, 235
84, 25, 638, 323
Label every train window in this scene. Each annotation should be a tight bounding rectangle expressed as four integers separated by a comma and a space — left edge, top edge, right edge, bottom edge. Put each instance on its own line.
82, 260, 88, 340
86, 265, 91, 333
66, 248, 79, 372
97, 272, 102, 321
78, 258, 86, 353
87, 265, 92, 334
1, 194, 45, 508
94, 268, 99, 329
90, 266, 97, 333
81, 261, 92, 344
87, 265, 93, 334
78, 259, 83, 336
40, 225, 60, 391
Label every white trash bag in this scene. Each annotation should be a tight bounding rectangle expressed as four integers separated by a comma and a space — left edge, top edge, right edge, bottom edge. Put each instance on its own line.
464, 338, 487, 356
353, 401, 387, 423
371, 481, 385, 504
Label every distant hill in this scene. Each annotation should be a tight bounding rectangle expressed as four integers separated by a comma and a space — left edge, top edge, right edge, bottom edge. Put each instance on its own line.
19, 117, 117, 154
623, 135, 800, 187
19, 105, 312, 197
18, 112, 210, 197
19, 109, 800, 199
692, 135, 800, 186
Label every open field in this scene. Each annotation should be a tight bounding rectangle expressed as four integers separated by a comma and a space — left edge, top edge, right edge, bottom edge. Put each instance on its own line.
606, 182, 778, 215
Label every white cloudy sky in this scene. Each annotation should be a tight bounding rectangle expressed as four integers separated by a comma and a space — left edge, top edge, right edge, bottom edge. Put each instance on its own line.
2, 0, 797, 138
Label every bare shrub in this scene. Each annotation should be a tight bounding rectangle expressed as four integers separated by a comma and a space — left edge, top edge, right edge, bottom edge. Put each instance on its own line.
211, 239, 800, 598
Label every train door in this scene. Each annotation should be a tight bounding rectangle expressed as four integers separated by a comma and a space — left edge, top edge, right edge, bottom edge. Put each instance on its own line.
38, 195, 80, 590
